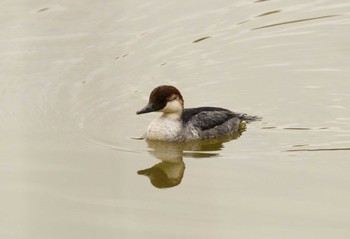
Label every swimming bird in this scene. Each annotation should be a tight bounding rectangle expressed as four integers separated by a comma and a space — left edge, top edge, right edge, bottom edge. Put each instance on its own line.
137, 85, 260, 141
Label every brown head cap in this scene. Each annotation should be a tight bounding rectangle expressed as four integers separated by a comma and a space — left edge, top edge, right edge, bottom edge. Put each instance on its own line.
149, 85, 183, 105
137, 85, 184, 114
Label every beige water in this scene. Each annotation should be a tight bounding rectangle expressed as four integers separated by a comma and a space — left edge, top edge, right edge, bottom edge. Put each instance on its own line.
1, 1, 350, 238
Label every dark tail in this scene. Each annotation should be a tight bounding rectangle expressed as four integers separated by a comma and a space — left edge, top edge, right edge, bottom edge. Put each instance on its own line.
238, 113, 262, 122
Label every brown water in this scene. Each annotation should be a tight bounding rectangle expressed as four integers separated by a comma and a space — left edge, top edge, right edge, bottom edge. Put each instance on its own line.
1, 1, 350, 238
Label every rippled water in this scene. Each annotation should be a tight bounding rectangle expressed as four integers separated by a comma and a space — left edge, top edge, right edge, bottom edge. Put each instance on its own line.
1, 0, 350, 238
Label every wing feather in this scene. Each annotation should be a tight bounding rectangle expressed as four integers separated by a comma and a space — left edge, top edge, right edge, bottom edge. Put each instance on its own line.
183, 107, 236, 130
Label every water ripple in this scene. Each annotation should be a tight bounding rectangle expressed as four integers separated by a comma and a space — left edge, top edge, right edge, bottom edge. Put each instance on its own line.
252, 15, 340, 30
287, 147, 350, 152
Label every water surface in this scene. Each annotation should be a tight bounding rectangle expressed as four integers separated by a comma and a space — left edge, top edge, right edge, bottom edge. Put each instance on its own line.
1, 0, 350, 238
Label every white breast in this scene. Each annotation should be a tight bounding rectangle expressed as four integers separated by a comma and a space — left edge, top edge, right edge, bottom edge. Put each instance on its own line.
145, 117, 183, 141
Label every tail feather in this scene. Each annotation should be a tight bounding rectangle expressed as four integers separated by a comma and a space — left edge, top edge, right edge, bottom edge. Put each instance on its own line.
237, 113, 262, 122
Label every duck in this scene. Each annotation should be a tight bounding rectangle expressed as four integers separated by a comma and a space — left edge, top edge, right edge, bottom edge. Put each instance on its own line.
137, 85, 260, 141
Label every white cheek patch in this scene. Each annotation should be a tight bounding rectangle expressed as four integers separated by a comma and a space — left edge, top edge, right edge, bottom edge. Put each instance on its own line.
161, 100, 183, 113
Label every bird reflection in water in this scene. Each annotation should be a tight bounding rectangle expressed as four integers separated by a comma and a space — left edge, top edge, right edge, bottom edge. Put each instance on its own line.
137, 130, 242, 189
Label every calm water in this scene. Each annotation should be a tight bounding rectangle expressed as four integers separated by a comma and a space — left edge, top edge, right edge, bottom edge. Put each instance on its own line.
1, 1, 350, 238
